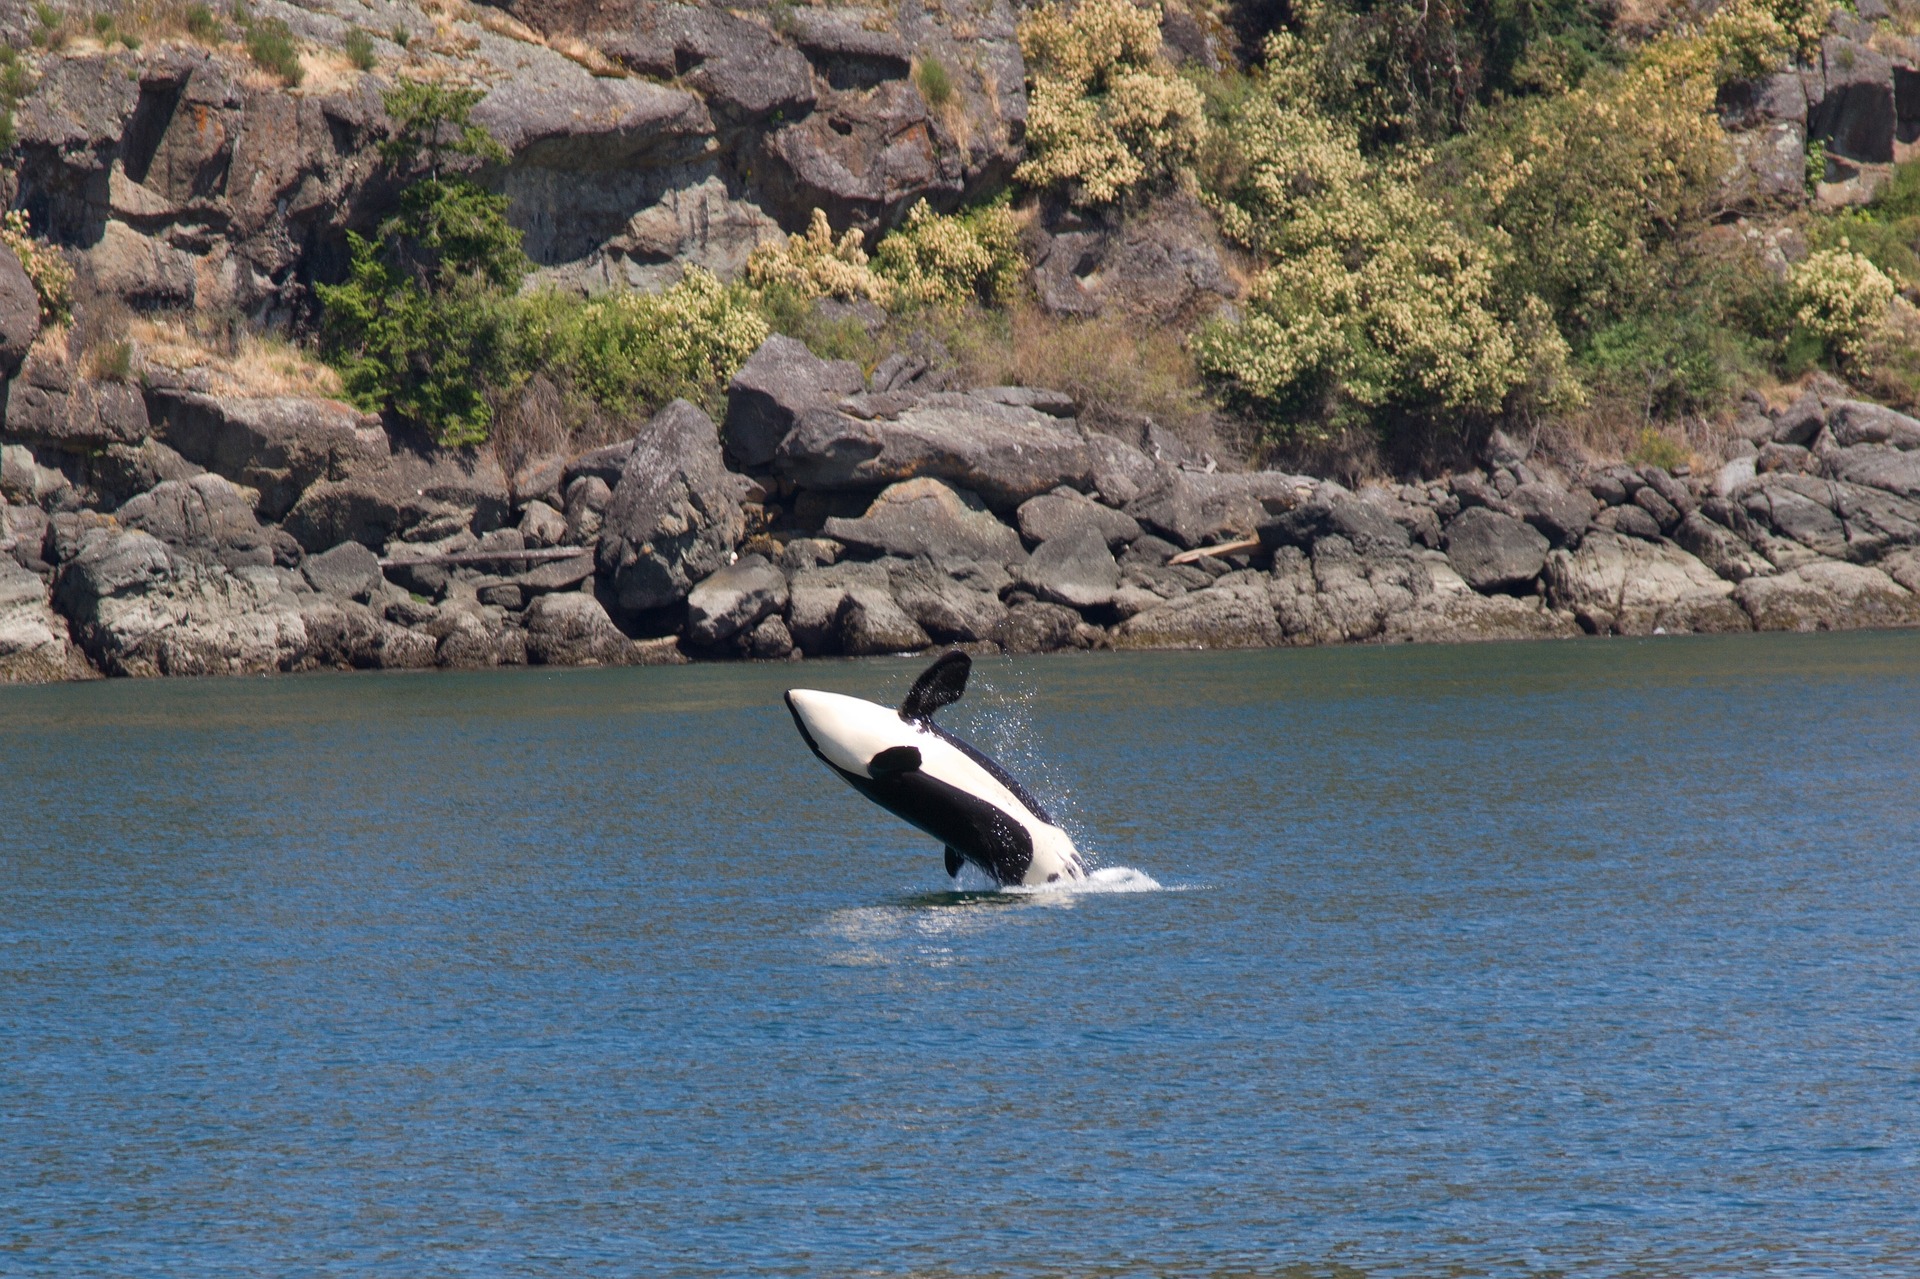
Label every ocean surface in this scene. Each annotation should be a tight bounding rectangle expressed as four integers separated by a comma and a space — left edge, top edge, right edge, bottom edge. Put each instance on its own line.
4, 634, 1919, 1278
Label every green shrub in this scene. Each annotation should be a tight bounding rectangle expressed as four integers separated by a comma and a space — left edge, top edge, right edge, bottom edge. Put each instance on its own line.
1580, 309, 1746, 420
1277, 0, 1615, 148
30, 2, 66, 50
915, 56, 953, 107
1627, 426, 1690, 471
752, 285, 876, 365
244, 17, 302, 86
318, 83, 526, 445
873, 199, 1024, 307
344, 26, 376, 71
390, 24, 409, 49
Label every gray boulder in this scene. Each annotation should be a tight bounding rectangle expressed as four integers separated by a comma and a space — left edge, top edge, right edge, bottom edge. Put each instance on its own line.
1377, 550, 1581, 643
284, 448, 510, 552
1823, 444, 1920, 499
5, 350, 149, 451
523, 592, 639, 666
1260, 486, 1412, 556
1128, 470, 1310, 549
1673, 511, 1773, 583
1444, 507, 1550, 592
1113, 571, 1280, 649
1742, 473, 1920, 562
149, 390, 390, 519
519, 499, 568, 548
1771, 392, 1825, 446
87, 439, 205, 509
116, 474, 273, 569
1002, 600, 1085, 653
750, 615, 795, 659
1826, 400, 1920, 449
295, 597, 435, 671
686, 554, 789, 646
1632, 485, 1682, 532
84, 220, 196, 307
1084, 431, 1164, 508
1736, 561, 1920, 631
887, 556, 1010, 644
1544, 531, 1749, 635
0, 556, 92, 682
54, 529, 310, 676
1508, 482, 1596, 546
1017, 487, 1142, 547
840, 588, 931, 656
786, 560, 889, 655
822, 477, 1025, 564
300, 541, 384, 603
723, 335, 865, 468
1810, 35, 1894, 164
0, 243, 39, 377
564, 440, 637, 490
1018, 525, 1120, 610
1268, 537, 1468, 644
564, 475, 613, 545
429, 603, 526, 670
597, 400, 746, 616
1030, 190, 1239, 322
1594, 503, 1664, 541
775, 392, 1094, 511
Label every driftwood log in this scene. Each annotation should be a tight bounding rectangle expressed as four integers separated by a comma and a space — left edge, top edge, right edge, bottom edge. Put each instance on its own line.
377, 547, 592, 569
1168, 537, 1261, 565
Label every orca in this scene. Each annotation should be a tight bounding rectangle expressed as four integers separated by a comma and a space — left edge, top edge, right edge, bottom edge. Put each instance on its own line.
785, 650, 1088, 888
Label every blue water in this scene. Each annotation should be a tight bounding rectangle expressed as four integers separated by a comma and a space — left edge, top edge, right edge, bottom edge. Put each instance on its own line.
4, 634, 1919, 1277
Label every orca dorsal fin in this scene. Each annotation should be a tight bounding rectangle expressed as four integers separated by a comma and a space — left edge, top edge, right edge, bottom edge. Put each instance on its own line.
900, 649, 971, 723
945, 846, 964, 879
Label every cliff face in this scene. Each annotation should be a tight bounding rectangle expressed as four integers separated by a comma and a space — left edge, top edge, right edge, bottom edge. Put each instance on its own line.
0, 0, 1032, 318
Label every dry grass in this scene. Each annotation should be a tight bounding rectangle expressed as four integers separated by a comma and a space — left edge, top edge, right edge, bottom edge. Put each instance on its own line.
938, 302, 1225, 451
296, 47, 370, 95
129, 314, 345, 398
490, 372, 646, 479
1533, 399, 1745, 475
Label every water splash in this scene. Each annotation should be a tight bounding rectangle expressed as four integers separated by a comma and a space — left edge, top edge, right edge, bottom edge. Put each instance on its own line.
1003, 865, 1164, 894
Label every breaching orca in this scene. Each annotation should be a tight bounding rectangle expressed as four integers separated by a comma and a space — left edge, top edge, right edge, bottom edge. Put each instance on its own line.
785, 650, 1088, 887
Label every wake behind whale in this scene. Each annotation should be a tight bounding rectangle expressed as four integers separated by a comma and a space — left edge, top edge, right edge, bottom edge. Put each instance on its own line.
786, 651, 1154, 890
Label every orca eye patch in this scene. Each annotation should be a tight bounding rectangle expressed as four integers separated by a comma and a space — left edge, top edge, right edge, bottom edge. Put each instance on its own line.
867, 745, 923, 779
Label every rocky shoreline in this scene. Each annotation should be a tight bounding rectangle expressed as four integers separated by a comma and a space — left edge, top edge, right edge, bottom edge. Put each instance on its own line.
7, 0, 1920, 684
6, 328, 1920, 684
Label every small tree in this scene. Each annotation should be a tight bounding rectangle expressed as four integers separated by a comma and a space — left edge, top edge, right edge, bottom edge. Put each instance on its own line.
318, 82, 525, 446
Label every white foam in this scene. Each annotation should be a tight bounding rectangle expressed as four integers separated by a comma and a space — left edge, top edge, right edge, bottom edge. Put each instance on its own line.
1002, 864, 1164, 894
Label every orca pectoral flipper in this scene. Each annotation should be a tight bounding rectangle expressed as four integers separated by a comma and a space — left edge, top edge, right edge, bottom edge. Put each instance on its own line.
945, 846, 964, 879
900, 649, 971, 723
868, 745, 923, 779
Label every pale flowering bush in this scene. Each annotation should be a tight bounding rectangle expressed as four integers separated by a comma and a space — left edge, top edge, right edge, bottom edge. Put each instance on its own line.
1016, 0, 1207, 208
1789, 247, 1897, 367
873, 201, 1024, 307
0, 209, 73, 325
745, 208, 893, 305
